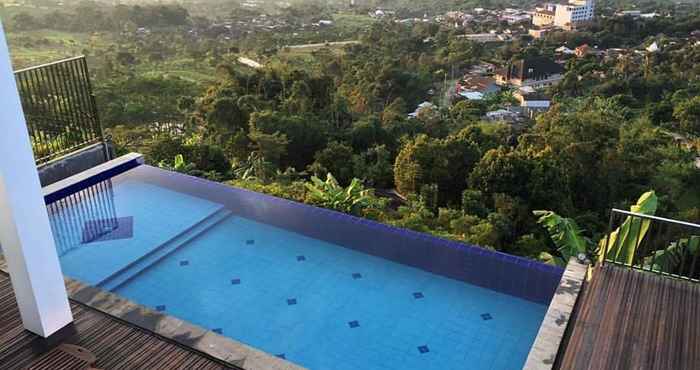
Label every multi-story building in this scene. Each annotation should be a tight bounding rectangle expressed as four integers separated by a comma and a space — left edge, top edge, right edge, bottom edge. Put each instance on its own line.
532, 0, 595, 30
533, 5, 557, 26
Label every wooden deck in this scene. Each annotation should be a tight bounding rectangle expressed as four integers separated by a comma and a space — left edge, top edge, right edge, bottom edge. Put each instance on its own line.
557, 264, 700, 370
0, 272, 240, 370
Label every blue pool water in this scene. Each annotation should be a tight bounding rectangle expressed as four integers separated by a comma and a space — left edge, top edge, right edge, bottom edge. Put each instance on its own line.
46, 164, 561, 370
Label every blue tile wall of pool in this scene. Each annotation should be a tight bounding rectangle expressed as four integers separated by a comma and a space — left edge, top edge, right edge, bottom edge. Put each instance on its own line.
44, 163, 564, 370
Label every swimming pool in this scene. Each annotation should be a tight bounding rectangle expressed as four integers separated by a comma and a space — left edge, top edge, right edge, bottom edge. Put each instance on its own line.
45, 160, 564, 370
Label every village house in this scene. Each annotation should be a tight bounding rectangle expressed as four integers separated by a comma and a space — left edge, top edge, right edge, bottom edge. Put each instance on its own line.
455, 76, 500, 100
495, 57, 565, 88
514, 86, 551, 118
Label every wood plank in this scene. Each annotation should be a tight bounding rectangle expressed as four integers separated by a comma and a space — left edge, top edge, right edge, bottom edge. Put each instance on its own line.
558, 264, 700, 369
0, 272, 240, 370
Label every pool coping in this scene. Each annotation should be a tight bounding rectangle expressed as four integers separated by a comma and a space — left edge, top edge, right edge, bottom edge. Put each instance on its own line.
43, 152, 144, 204
523, 258, 588, 370
0, 255, 305, 370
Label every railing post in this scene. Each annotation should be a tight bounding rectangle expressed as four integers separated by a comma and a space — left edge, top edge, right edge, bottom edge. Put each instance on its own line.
602, 209, 615, 265
0, 21, 73, 337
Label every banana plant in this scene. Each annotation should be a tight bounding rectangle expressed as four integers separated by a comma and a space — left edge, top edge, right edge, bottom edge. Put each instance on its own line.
535, 190, 657, 267
644, 236, 700, 275
598, 190, 657, 265
534, 210, 594, 267
304, 173, 375, 215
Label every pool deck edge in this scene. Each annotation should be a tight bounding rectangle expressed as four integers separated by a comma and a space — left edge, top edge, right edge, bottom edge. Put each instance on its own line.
523, 258, 587, 370
0, 256, 306, 370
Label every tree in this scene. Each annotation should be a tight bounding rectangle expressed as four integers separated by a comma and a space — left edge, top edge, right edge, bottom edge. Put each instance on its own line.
469, 147, 531, 199
353, 145, 394, 188
249, 111, 326, 170
673, 96, 700, 136
309, 141, 355, 185
394, 133, 480, 204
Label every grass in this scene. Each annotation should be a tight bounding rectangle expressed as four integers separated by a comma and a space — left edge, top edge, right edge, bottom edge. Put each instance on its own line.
6, 30, 102, 69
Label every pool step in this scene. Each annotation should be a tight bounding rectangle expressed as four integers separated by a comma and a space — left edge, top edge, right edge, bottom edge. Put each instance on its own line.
97, 207, 233, 291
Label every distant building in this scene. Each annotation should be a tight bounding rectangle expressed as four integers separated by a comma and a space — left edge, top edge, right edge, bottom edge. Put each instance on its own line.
408, 102, 437, 119
575, 44, 590, 57
532, 0, 595, 30
455, 76, 500, 100
495, 57, 565, 88
458, 33, 508, 43
556, 46, 576, 55
514, 86, 551, 118
529, 27, 554, 39
485, 109, 522, 123
533, 5, 556, 26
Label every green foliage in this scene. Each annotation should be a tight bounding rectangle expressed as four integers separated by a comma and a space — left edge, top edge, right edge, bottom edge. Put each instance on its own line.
394, 132, 480, 204
644, 236, 700, 274
673, 96, 700, 137
310, 141, 355, 185
534, 210, 594, 267
599, 191, 658, 265
232, 152, 276, 183
304, 173, 380, 216
419, 183, 439, 213
352, 145, 394, 188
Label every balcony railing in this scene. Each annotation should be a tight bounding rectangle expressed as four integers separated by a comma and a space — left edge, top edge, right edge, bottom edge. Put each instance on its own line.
14, 56, 106, 165
602, 208, 700, 282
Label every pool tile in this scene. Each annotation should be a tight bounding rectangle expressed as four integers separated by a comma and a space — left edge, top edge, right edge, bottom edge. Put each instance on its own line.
413, 292, 424, 299
212, 328, 223, 334
246, 239, 255, 245
287, 298, 297, 306
155, 305, 166, 312
81, 216, 133, 244
276, 354, 286, 359
179, 260, 189, 266
297, 255, 306, 261
348, 320, 360, 328
231, 278, 241, 285
352, 273, 362, 279
418, 345, 430, 354
481, 313, 493, 321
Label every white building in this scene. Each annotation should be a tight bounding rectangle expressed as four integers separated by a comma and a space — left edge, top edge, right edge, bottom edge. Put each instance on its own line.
533, 0, 595, 30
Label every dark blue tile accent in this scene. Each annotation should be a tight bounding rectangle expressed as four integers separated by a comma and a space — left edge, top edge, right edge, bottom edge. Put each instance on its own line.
352, 273, 362, 279
81, 216, 133, 244
413, 292, 424, 299
348, 320, 360, 328
212, 328, 223, 334
246, 239, 255, 245
179, 260, 189, 266
481, 313, 493, 321
231, 278, 241, 285
296, 255, 306, 261
155, 305, 166, 312
286, 298, 297, 306
276, 354, 286, 359
43, 159, 142, 204
418, 345, 429, 354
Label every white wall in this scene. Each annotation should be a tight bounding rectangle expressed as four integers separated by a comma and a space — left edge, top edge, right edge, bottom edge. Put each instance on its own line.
0, 21, 73, 337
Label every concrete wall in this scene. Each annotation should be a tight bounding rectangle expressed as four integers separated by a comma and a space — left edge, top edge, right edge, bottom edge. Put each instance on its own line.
37, 142, 113, 187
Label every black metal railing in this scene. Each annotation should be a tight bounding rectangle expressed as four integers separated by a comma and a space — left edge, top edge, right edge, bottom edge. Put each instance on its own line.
602, 209, 700, 282
14, 56, 106, 165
